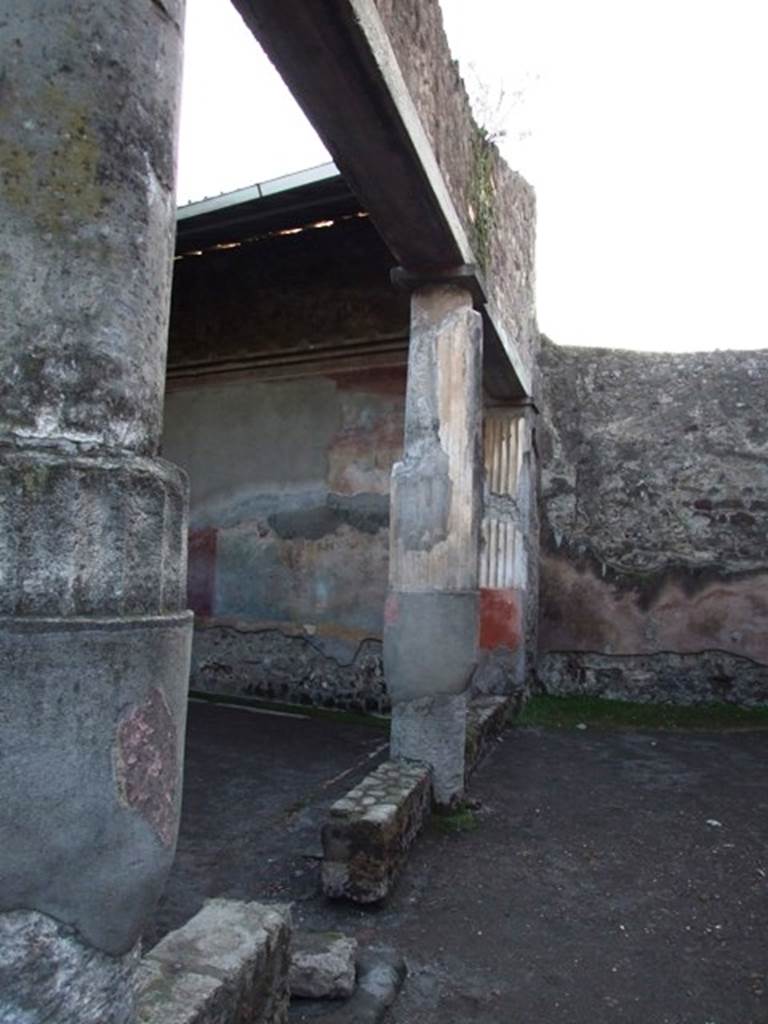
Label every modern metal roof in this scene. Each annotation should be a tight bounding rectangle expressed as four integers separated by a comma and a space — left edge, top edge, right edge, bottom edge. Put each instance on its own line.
174, 160, 363, 254
176, 161, 341, 221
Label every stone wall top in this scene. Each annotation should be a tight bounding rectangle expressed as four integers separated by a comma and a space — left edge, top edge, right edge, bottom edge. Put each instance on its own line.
539, 338, 768, 575
373, 0, 538, 385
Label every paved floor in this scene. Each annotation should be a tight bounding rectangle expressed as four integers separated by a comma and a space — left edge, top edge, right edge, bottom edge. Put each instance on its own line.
150, 701, 768, 1024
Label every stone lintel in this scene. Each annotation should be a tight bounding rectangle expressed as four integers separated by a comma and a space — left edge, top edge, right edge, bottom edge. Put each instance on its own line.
390, 268, 533, 402
232, 0, 472, 270
482, 303, 533, 401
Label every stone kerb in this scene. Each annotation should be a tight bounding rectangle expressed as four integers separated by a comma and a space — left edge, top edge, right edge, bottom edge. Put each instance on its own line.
137, 899, 291, 1024
321, 759, 432, 903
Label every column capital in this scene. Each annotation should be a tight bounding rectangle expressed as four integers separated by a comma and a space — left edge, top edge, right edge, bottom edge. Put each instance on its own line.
390, 264, 487, 306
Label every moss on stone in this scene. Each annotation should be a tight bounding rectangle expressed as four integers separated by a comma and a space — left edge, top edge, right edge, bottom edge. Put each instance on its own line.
432, 803, 479, 834
467, 125, 496, 272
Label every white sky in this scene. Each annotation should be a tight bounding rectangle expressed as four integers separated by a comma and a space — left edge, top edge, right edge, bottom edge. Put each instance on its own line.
177, 0, 768, 352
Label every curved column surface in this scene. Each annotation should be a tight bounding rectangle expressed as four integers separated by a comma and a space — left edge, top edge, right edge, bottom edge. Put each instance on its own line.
0, 0, 184, 453
0, 2, 189, 1021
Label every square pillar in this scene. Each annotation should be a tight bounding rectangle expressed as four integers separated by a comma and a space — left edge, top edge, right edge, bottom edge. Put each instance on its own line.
384, 282, 483, 805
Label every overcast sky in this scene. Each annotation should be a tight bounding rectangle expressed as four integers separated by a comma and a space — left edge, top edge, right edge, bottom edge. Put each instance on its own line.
177, 0, 768, 353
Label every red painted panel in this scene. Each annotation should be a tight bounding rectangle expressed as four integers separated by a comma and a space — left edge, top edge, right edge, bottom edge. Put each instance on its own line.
329, 366, 408, 395
187, 527, 217, 618
479, 588, 522, 651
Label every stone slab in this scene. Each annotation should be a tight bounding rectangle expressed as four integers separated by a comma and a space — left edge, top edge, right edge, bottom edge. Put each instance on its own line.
0, 910, 139, 1024
464, 696, 511, 781
137, 899, 291, 1024
288, 948, 406, 1024
289, 931, 357, 1000
321, 759, 431, 903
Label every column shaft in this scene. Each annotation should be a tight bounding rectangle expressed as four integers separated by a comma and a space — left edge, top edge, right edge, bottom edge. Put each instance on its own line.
0, 3, 190, 1021
384, 283, 483, 805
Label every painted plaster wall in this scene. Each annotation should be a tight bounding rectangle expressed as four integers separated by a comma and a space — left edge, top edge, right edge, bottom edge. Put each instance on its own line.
163, 366, 406, 711
165, 215, 411, 710
538, 338, 768, 706
166, 208, 533, 710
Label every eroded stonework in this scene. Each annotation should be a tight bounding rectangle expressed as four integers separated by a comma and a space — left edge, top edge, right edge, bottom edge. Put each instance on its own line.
0, 911, 139, 1024
539, 650, 768, 708
322, 759, 432, 903
538, 338, 768, 704
191, 627, 389, 713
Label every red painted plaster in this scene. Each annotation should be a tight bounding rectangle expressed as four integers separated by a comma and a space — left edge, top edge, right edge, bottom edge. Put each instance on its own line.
187, 527, 217, 617
479, 588, 522, 650
329, 365, 408, 395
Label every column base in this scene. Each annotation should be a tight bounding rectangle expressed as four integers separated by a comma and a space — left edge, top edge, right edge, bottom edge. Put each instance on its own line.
0, 612, 192, 956
0, 910, 139, 1024
390, 692, 467, 807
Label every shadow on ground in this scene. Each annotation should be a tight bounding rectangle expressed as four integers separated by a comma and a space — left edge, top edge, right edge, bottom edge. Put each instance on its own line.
149, 700, 768, 1024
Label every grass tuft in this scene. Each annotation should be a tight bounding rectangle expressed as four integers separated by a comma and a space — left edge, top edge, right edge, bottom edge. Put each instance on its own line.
516, 695, 768, 731
432, 803, 480, 835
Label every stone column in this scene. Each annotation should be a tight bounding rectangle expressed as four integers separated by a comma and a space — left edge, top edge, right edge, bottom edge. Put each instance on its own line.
384, 283, 483, 806
0, 3, 190, 1022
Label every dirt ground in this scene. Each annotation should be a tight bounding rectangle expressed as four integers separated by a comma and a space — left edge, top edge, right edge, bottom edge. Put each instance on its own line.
150, 700, 768, 1024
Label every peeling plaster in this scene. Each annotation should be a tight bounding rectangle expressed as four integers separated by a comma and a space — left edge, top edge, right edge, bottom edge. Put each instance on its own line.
115, 689, 177, 847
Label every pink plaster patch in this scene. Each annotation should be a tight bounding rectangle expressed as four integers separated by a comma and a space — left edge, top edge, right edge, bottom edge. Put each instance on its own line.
116, 689, 178, 847
384, 592, 400, 626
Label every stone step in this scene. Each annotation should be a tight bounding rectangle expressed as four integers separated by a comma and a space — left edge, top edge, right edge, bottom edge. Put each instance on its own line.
289, 931, 357, 1000
288, 948, 406, 1024
321, 758, 431, 903
137, 899, 291, 1024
